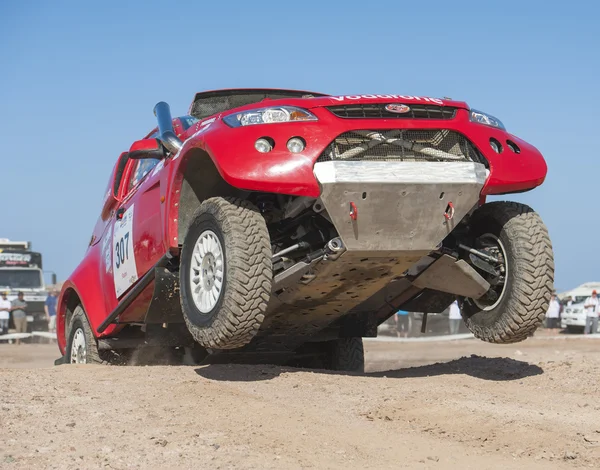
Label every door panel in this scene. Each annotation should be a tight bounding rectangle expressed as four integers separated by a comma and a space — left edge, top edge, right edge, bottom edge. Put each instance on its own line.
100, 157, 166, 318
99, 221, 118, 315
130, 178, 164, 275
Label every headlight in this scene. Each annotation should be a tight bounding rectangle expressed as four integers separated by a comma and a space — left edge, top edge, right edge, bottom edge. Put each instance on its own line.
469, 109, 505, 130
223, 106, 318, 127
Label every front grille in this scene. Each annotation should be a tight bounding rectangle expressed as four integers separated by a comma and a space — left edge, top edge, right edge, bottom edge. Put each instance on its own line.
317, 129, 484, 163
327, 104, 457, 120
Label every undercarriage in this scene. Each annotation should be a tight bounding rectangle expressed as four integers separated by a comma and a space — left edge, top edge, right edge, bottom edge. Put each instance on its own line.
239, 156, 488, 348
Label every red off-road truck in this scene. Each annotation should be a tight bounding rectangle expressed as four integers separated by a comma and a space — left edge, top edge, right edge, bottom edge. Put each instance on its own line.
55, 89, 554, 371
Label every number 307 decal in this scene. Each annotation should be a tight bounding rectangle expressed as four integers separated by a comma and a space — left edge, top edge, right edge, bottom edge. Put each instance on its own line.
113, 205, 138, 297
114, 232, 130, 269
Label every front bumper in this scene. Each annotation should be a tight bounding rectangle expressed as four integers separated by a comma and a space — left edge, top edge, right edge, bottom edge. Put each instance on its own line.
561, 315, 586, 328
192, 106, 547, 198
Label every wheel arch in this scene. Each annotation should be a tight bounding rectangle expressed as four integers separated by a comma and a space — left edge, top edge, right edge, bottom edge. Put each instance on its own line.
57, 285, 88, 354
56, 252, 108, 354
167, 147, 249, 248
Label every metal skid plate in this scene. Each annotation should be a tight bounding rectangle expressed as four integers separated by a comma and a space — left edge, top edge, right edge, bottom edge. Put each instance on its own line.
257, 252, 423, 348
251, 162, 487, 349
314, 161, 487, 254
411, 254, 490, 299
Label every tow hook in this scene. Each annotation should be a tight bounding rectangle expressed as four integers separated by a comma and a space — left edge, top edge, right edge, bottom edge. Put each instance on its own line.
349, 202, 358, 221
444, 202, 455, 220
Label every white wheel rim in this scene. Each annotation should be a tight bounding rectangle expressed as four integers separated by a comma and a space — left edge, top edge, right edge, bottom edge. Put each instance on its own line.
70, 328, 87, 364
473, 233, 508, 311
190, 229, 224, 313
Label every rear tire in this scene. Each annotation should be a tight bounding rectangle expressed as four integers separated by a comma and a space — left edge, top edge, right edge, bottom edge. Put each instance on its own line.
461, 202, 554, 344
290, 338, 365, 373
180, 197, 272, 350
65, 306, 105, 364
327, 337, 365, 372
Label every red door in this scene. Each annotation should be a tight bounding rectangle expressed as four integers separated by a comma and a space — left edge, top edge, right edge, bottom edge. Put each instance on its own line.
100, 156, 166, 315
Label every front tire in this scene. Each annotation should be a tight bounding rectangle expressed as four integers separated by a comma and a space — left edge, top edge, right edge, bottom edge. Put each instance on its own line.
461, 202, 554, 344
180, 197, 272, 350
66, 306, 104, 364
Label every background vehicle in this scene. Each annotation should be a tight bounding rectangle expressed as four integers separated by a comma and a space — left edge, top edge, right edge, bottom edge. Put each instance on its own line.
559, 282, 600, 333
560, 302, 586, 332
55, 89, 554, 370
0, 239, 52, 332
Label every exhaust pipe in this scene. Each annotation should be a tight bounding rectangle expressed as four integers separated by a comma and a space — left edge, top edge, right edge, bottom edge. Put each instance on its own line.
153, 101, 183, 154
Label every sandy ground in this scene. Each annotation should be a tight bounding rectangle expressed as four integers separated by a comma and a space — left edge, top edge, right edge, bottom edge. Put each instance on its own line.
1, 335, 599, 469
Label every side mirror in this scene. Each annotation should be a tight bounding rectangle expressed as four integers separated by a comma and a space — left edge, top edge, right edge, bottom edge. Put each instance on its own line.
129, 138, 166, 160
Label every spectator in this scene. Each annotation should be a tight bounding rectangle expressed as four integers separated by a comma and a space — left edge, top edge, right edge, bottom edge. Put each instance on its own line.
583, 290, 599, 335
0, 291, 10, 335
546, 293, 560, 333
44, 290, 58, 333
448, 300, 462, 335
10, 292, 28, 345
394, 309, 410, 338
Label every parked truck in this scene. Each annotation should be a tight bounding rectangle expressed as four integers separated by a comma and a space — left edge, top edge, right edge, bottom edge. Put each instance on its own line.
0, 239, 51, 333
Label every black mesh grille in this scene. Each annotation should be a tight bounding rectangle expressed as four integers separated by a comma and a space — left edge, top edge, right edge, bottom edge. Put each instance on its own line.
317, 130, 483, 163
327, 104, 456, 120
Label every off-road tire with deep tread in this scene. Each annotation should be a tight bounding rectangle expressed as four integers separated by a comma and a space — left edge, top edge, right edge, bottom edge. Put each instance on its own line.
66, 305, 106, 364
288, 337, 365, 372
327, 337, 365, 372
180, 197, 272, 350
461, 202, 554, 344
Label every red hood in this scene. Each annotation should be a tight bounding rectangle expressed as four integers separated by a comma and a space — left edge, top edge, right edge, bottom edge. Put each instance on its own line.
215, 94, 469, 117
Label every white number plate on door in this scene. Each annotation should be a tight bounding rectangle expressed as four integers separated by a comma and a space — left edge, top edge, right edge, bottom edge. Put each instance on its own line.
113, 205, 138, 298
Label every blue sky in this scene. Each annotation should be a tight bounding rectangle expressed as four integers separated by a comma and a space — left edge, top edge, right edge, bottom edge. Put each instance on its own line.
0, 0, 598, 292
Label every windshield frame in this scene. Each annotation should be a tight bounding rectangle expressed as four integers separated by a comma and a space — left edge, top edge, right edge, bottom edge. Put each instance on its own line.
189, 89, 327, 120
